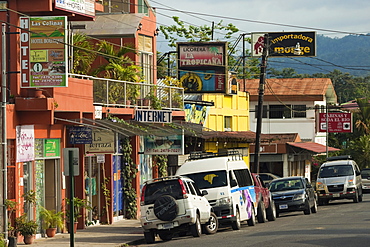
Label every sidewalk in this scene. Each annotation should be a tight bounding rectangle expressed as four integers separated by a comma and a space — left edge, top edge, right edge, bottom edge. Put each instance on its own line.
20, 219, 145, 247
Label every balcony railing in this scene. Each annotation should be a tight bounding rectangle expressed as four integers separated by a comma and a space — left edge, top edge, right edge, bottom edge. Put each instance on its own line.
69, 74, 184, 110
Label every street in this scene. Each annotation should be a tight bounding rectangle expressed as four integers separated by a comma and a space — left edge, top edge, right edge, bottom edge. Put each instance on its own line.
138, 194, 370, 247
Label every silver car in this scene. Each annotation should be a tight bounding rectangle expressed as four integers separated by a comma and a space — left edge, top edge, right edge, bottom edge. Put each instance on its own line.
361, 168, 370, 192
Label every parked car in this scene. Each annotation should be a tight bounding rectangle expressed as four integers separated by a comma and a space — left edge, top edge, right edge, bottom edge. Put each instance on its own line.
259, 173, 281, 186
175, 151, 257, 230
316, 155, 362, 205
269, 176, 317, 217
360, 168, 370, 192
252, 173, 276, 223
140, 176, 218, 244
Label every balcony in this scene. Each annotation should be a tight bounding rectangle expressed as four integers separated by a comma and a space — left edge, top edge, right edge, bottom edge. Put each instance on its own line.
69, 74, 184, 111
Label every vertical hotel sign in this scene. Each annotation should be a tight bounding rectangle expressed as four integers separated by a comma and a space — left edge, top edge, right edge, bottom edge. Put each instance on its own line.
177, 42, 227, 93
20, 16, 67, 88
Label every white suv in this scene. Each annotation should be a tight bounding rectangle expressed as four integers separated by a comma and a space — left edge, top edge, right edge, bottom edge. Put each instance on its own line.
140, 176, 218, 244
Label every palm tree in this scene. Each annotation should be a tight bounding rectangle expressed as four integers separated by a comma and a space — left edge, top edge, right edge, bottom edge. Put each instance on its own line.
355, 97, 370, 135
71, 33, 96, 75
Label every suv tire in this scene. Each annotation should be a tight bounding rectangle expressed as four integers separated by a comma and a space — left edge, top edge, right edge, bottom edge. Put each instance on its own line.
144, 231, 155, 244
158, 232, 173, 241
247, 209, 256, 226
266, 201, 276, 221
202, 212, 218, 234
231, 209, 241, 230
154, 195, 178, 221
190, 214, 202, 237
257, 200, 267, 223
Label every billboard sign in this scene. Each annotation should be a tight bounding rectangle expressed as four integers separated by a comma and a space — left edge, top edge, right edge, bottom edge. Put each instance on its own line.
20, 16, 68, 88
252, 32, 316, 57
85, 130, 115, 154
318, 112, 352, 133
177, 42, 227, 93
144, 135, 183, 155
69, 126, 93, 144
55, 0, 95, 17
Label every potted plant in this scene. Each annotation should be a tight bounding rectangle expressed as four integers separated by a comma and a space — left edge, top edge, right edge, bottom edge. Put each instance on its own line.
39, 206, 64, 237
16, 214, 38, 245
65, 197, 92, 233
5, 199, 20, 246
126, 82, 140, 105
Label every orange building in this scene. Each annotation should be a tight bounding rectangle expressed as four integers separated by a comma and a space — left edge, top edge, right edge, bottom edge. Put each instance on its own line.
0, 0, 185, 236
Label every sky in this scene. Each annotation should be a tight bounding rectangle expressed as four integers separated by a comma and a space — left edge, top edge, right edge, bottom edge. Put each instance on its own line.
151, 0, 370, 52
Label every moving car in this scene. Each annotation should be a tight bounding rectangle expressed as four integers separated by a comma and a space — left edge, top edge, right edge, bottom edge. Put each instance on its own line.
140, 176, 218, 244
316, 155, 362, 205
360, 168, 370, 192
269, 176, 317, 217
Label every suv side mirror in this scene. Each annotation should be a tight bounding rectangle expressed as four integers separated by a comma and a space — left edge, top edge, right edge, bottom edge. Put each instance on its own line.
230, 179, 237, 187
356, 171, 361, 176
201, 190, 208, 196
306, 183, 312, 188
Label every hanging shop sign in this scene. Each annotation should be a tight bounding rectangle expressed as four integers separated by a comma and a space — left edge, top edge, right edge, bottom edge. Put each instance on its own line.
144, 135, 183, 155
318, 112, 352, 133
16, 125, 35, 162
68, 126, 93, 144
134, 109, 172, 123
55, 0, 95, 17
85, 130, 115, 154
20, 16, 67, 88
177, 42, 227, 93
44, 139, 60, 157
251, 32, 316, 57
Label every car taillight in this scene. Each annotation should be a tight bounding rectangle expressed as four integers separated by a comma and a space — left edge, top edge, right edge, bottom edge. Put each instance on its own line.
178, 179, 188, 198
140, 184, 147, 205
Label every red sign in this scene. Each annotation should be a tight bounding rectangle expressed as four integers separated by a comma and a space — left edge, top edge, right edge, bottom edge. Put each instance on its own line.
318, 112, 352, 133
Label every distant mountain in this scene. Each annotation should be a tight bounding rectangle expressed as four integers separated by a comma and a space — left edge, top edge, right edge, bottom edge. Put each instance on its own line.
268, 34, 370, 77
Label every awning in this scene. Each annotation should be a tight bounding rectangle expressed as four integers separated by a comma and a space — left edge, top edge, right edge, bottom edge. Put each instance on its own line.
72, 13, 145, 38
55, 117, 263, 142
287, 142, 340, 153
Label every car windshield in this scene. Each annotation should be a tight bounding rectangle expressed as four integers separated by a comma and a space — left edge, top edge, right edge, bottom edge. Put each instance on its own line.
184, 170, 227, 189
361, 169, 370, 179
269, 179, 303, 192
318, 165, 354, 178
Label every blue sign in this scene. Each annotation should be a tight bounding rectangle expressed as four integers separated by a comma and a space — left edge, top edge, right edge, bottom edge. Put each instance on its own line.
69, 126, 92, 144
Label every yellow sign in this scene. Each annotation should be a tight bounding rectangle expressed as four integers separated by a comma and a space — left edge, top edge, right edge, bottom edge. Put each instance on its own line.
30, 50, 47, 62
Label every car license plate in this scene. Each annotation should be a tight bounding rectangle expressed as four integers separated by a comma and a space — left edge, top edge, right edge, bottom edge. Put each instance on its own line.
333, 193, 340, 198
279, 204, 288, 210
163, 223, 174, 229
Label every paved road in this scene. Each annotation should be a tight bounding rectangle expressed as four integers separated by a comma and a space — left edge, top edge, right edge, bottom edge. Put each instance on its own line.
140, 193, 370, 247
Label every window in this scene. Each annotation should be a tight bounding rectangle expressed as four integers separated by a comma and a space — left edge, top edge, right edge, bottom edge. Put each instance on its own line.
185, 170, 227, 189
293, 105, 306, 118
224, 116, 232, 131
269, 105, 291, 119
103, 0, 130, 13
138, 0, 149, 15
254, 105, 268, 118
233, 169, 253, 187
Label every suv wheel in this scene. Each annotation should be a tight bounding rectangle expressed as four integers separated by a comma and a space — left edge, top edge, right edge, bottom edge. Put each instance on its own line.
353, 190, 359, 203
266, 201, 276, 221
257, 200, 267, 223
247, 208, 256, 226
202, 212, 218, 234
303, 200, 311, 215
311, 199, 318, 213
231, 209, 241, 230
158, 232, 173, 241
190, 214, 202, 237
154, 195, 178, 221
144, 231, 155, 244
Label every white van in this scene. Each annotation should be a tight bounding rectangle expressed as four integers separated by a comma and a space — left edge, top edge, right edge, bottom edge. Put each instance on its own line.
316, 155, 363, 205
175, 151, 257, 230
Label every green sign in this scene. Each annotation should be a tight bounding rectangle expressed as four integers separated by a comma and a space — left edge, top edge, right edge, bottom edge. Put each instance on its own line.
44, 139, 60, 157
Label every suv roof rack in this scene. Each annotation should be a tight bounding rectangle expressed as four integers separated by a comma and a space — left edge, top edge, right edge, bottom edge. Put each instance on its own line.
145, 176, 184, 184
326, 155, 352, 161
188, 151, 242, 161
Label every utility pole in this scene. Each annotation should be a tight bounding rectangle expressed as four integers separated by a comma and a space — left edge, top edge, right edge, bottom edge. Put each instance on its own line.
254, 34, 269, 174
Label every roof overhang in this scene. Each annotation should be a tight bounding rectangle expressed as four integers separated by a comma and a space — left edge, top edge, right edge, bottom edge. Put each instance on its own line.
72, 13, 145, 38
287, 142, 340, 153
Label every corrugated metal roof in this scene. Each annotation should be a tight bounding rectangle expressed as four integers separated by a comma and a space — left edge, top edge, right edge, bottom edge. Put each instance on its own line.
287, 142, 340, 153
